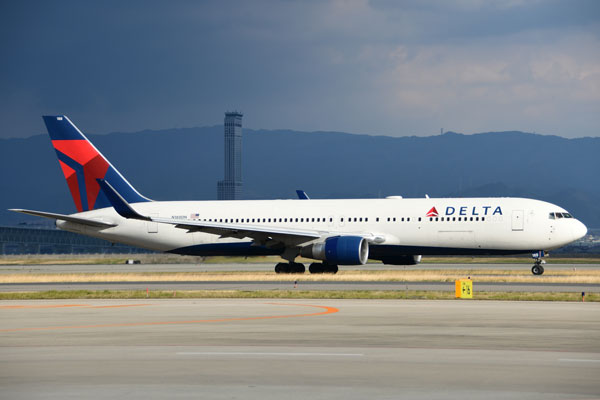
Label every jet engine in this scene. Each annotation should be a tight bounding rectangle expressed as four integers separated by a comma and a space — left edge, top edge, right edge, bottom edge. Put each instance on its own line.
300, 236, 369, 265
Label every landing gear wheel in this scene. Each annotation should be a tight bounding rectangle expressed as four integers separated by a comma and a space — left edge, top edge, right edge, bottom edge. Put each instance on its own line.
309, 263, 324, 274
275, 263, 286, 274
275, 262, 305, 274
291, 263, 305, 274
531, 264, 544, 275
325, 264, 338, 274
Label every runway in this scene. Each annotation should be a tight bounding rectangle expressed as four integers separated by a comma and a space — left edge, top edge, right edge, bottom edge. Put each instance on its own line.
1, 299, 599, 399
2, 280, 599, 293
2, 262, 599, 274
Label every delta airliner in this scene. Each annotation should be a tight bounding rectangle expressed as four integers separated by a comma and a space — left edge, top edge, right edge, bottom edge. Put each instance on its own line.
11, 116, 587, 275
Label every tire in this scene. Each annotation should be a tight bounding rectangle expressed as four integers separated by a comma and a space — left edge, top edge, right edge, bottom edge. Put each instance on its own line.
309, 263, 323, 274
531, 265, 543, 275
292, 263, 305, 274
325, 264, 338, 274
275, 263, 284, 274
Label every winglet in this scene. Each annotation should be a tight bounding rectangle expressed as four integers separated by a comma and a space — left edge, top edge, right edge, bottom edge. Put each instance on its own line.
296, 190, 310, 200
97, 179, 151, 221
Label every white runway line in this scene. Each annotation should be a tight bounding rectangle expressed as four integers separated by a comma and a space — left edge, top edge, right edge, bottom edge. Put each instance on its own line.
176, 352, 364, 357
558, 358, 600, 363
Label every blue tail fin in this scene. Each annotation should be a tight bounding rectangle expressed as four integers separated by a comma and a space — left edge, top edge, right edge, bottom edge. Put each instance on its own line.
42, 115, 150, 212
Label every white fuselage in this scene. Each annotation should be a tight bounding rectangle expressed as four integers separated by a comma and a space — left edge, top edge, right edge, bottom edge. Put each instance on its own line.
56, 197, 587, 260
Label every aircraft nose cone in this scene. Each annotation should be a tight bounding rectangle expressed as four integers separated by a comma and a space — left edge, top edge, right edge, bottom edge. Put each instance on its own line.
573, 220, 588, 241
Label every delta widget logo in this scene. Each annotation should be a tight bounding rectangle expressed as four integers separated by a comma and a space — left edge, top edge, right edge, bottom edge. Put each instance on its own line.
426, 207, 438, 217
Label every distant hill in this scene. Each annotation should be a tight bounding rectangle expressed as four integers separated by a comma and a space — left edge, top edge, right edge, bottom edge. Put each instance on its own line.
1, 127, 599, 228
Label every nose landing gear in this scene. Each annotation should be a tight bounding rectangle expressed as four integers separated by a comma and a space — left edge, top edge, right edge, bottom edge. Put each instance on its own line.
531, 251, 546, 275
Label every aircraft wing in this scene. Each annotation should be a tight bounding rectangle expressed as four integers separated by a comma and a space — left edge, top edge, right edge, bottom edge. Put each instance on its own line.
159, 217, 322, 247
9, 209, 117, 228
97, 179, 322, 247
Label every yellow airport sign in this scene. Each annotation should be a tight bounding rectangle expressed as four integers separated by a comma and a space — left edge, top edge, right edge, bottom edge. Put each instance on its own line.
455, 279, 473, 299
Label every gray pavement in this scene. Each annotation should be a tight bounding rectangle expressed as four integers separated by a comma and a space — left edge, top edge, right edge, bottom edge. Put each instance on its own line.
1, 280, 599, 293
1, 299, 599, 399
1, 262, 599, 273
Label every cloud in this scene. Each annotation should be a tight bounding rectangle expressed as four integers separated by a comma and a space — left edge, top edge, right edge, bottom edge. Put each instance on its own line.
0, 0, 598, 138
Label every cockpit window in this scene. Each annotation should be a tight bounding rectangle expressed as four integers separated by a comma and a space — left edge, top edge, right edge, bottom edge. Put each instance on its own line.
550, 211, 574, 219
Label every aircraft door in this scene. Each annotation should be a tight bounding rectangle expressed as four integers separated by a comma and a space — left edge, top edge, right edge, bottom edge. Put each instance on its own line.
511, 210, 524, 231
147, 213, 158, 233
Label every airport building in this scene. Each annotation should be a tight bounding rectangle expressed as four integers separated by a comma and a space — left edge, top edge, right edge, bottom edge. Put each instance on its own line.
0, 226, 151, 255
217, 111, 243, 200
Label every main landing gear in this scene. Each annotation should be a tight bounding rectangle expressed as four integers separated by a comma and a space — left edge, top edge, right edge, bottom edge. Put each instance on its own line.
531, 251, 546, 275
273, 262, 339, 274
309, 262, 338, 274
274, 262, 305, 274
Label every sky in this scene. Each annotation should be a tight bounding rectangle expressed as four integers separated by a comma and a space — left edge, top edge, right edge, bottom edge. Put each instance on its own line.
1, 0, 599, 139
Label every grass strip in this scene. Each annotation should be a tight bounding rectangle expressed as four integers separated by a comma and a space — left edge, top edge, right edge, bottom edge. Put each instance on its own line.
3, 269, 600, 283
0, 290, 597, 302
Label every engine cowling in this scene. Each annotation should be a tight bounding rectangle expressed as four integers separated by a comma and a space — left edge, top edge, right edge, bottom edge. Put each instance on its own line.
300, 236, 369, 265
380, 255, 422, 265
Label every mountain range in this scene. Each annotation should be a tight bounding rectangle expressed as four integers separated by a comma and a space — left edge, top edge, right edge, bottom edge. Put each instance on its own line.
1, 126, 599, 228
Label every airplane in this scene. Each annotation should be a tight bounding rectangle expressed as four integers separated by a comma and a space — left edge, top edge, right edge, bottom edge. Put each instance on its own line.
10, 115, 587, 275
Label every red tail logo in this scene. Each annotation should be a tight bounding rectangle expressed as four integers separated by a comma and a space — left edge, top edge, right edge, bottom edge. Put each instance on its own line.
426, 207, 438, 217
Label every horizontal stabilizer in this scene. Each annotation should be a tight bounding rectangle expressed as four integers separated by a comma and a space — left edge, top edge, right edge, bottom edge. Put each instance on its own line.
9, 209, 116, 228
